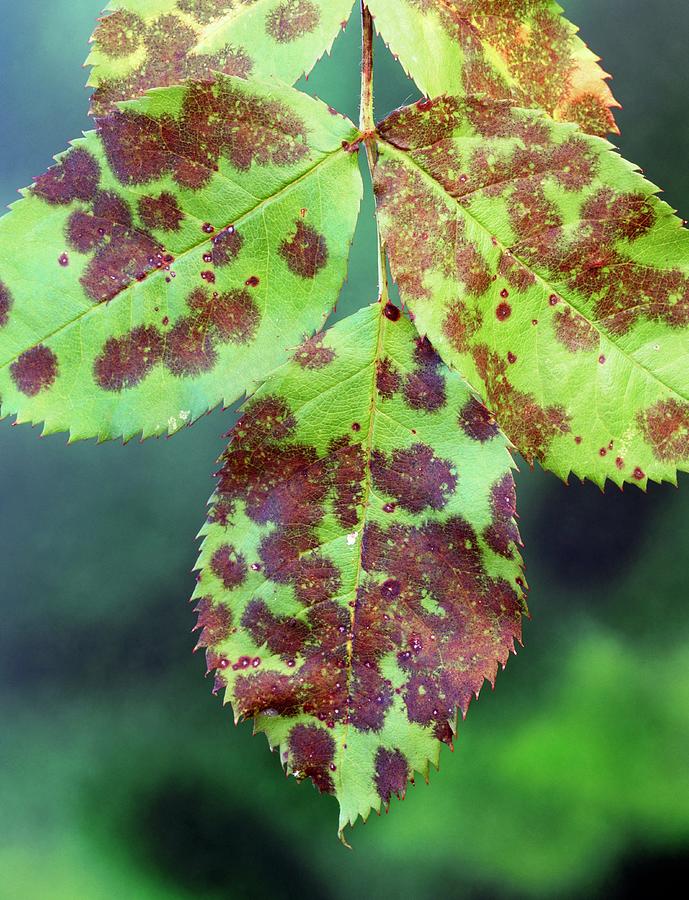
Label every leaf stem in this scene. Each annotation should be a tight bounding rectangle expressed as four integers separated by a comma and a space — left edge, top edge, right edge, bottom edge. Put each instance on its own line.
360, 1, 390, 304
359, 2, 375, 134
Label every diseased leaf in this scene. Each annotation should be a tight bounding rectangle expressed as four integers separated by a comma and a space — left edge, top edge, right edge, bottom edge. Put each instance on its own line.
193, 301, 526, 839
0, 76, 362, 440
367, 0, 618, 136
87, 0, 356, 115
373, 96, 689, 487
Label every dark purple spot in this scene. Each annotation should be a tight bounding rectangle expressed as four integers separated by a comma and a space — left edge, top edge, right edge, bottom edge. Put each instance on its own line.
137, 192, 184, 231
374, 747, 409, 806
211, 544, 248, 590
93, 324, 163, 391
279, 220, 328, 279
293, 334, 335, 369
194, 596, 233, 650
458, 397, 499, 442
266, 0, 321, 43
484, 474, 520, 557
211, 227, 244, 267
242, 599, 309, 657
164, 316, 217, 377
0, 280, 13, 327
33, 148, 100, 205
288, 724, 336, 794
376, 357, 401, 398
403, 370, 446, 412
10, 345, 58, 396
371, 443, 457, 513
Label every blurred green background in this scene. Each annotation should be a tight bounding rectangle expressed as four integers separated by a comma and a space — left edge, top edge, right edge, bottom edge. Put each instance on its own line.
1, 2, 689, 897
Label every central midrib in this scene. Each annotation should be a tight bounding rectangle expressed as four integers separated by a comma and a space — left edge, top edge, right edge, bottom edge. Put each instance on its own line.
338, 307, 387, 790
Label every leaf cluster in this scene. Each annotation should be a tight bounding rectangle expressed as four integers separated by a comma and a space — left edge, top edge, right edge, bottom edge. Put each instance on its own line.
1, 0, 688, 840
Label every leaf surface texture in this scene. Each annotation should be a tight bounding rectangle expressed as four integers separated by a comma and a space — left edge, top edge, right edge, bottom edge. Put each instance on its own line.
194, 302, 525, 836
0, 76, 362, 440
87, 0, 356, 114
373, 97, 689, 486
367, 0, 618, 135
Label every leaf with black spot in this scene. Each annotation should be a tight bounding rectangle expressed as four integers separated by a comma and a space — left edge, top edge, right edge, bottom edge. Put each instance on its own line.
366, 0, 619, 136
87, 0, 357, 115
193, 302, 526, 840
0, 76, 362, 440
373, 96, 689, 488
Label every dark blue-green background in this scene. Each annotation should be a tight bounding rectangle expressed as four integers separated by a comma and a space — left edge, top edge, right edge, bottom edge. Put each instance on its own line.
1, 2, 689, 897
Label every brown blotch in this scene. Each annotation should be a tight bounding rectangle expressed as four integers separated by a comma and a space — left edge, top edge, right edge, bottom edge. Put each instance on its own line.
99, 80, 310, 185
374, 747, 409, 806
443, 303, 482, 353
371, 443, 457, 514
90, 11, 253, 117
234, 670, 303, 718
10, 345, 58, 396
33, 148, 100, 205
266, 0, 321, 43
242, 599, 309, 658
472, 343, 570, 462
404, 369, 446, 411
210, 544, 248, 590
581, 189, 657, 242
561, 92, 618, 139
80, 230, 164, 302
93, 324, 163, 391
362, 514, 524, 731
138, 192, 184, 231
638, 398, 689, 463
513, 193, 689, 337
67, 190, 133, 253
499, 252, 535, 293
553, 307, 598, 352
374, 160, 455, 302
279, 220, 328, 279
456, 239, 493, 296
551, 138, 598, 192
293, 333, 335, 369
176, 1, 234, 26
288, 724, 336, 794
376, 357, 401, 399
233, 395, 297, 447
193, 596, 233, 650
403, 336, 447, 412
164, 316, 217, 377
191, 287, 261, 344
0, 280, 12, 328
211, 227, 244, 267
330, 436, 366, 529
295, 555, 343, 606
94, 9, 144, 57
98, 111, 172, 185
458, 396, 499, 443
484, 474, 520, 557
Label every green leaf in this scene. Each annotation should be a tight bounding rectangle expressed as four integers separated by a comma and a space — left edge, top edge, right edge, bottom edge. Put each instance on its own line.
87, 0, 356, 115
373, 96, 689, 487
366, 0, 618, 136
0, 76, 362, 441
193, 301, 526, 839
